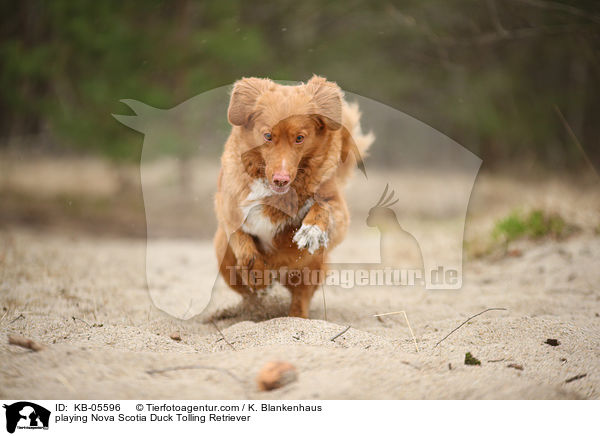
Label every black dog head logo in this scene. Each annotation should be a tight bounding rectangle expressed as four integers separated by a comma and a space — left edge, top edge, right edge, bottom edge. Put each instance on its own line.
3, 402, 50, 434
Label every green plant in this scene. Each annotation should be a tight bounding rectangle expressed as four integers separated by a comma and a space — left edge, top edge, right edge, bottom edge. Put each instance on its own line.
492, 211, 527, 242
492, 209, 575, 243
464, 352, 481, 366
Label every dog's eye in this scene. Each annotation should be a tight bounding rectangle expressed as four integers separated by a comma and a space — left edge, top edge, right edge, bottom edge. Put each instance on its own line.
264, 132, 272, 142
295, 135, 304, 144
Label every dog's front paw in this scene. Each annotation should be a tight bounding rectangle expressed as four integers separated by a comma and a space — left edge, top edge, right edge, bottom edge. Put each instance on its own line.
293, 224, 329, 254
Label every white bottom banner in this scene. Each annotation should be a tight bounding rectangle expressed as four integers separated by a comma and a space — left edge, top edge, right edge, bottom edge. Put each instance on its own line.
0, 400, 595, 435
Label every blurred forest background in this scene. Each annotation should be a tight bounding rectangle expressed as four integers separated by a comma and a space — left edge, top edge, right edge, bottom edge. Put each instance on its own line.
1, 0, 599, 166
1, 0, 599, 238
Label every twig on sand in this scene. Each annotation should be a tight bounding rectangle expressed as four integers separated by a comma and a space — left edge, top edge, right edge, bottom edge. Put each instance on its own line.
8, 314, 24, 324
146, 364, 243, 384
330, 325, 351, 342
211, 320, 236, 351
8, 334, 45, 352
565, 373, 587, 384
72, 316, 91, 327
434, 308, 508, 348
374, 311, 420, 353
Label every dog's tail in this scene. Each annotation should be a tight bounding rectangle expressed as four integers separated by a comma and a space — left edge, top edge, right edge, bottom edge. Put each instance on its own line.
337, 100, 374, 182
342, 100, 375, 159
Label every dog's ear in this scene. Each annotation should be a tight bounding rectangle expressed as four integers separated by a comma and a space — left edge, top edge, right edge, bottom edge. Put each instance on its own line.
228, 77, 271, 126
306, 75, 343, 130
241, 146, 265, 179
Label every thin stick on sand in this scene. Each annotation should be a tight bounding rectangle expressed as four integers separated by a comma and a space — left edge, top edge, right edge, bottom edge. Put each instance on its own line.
71, 316, 90, 327
330, 325, 351, 341
374, 311, 420, 352
211, 320, 236, 351
8, 314, 24, 324
564, 373, 587, 384
433, 307, 508, 348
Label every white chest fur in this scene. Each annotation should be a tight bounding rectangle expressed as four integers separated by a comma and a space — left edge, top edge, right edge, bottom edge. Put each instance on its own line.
240, 179, 313, 249
242, 205, 280, 249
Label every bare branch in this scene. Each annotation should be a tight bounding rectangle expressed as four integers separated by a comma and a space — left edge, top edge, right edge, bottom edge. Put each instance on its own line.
487, 0, 509, 36
374, 311, 419, 352
330, 325, 351, 341
509, 0, 600, 25
211, 320, 236, 351
434, 308, 508, 348
554, 105, 600, 182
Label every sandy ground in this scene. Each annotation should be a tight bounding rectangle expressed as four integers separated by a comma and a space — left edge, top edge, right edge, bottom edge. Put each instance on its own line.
1, 159, 599, 399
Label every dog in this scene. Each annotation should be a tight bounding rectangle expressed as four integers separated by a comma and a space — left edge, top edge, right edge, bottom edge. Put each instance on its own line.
213, 76, 373, 318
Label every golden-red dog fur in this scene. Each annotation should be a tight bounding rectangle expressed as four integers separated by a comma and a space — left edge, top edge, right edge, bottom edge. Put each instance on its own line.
214, 76, 373, 318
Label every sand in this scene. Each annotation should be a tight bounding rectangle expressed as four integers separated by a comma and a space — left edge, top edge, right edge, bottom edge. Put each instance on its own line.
0, 228, 598, 399
1, 164, 599, 399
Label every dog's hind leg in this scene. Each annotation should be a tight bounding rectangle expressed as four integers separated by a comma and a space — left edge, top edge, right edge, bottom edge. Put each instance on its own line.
282, 261, 323, 318
287, 283, 317, 319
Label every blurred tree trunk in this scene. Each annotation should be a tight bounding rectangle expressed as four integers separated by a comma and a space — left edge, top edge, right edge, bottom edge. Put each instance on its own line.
173, 0, 193, 194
